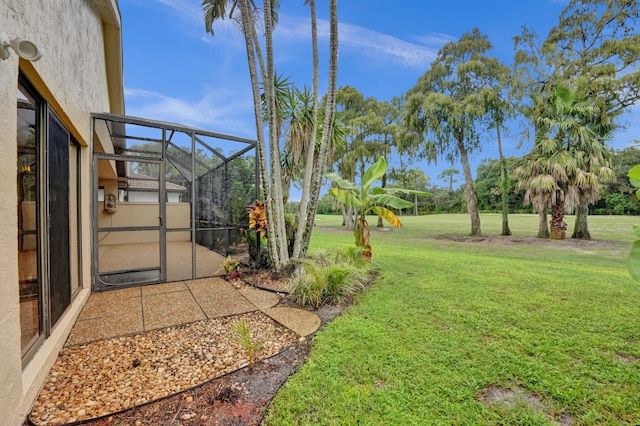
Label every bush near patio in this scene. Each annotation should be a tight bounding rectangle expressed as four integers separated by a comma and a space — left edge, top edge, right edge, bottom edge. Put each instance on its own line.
264, 214, 640, 425
290, 247, 375, 308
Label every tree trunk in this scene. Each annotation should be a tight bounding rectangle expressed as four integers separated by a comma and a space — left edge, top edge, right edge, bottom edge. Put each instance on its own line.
291, 0, 319, 260
238, 0, 280, 268
537, 210, 549, 238
571, 200, 591, 240
300, 0, 339, 257
457, 138, 481, 236
263, 0, 290, 266
550, 197, 567, 240
497, 125, 511, 236
343, 205, 355, 231
414, 193, 418, 216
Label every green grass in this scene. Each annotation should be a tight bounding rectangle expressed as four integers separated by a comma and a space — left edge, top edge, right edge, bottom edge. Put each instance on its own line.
264, 214, 640, 425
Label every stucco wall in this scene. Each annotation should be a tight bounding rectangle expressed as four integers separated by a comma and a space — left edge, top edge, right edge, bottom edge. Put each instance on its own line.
98, 202, 191, 244
0, 1, 121, 424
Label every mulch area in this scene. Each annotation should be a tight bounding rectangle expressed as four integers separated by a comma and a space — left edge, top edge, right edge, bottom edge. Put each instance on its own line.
80, 343, 310, 426
242, 271, 293, 294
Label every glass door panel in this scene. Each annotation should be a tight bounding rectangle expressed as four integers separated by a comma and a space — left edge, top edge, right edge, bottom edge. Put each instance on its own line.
17, 85, 41, 356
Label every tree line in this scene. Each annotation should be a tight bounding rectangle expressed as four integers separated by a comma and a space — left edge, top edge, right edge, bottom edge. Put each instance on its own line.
318, 0, 640, 240
200, 0, 640, 272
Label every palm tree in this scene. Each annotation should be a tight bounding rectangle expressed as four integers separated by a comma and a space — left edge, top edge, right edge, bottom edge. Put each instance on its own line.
298, 0, 339, 258
291, 0, 320, 259
202, 0, 291, 268
203, 0, 339, 264
513, 158, 553, 238
519, 86, 615, 240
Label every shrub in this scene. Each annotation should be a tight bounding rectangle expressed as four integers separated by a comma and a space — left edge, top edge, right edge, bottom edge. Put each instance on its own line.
243, 229, 271, 268
338, 246, 371, 269
290, 249, 374, 307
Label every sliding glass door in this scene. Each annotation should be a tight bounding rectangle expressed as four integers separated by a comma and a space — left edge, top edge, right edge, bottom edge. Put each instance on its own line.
17, 77, 80, 365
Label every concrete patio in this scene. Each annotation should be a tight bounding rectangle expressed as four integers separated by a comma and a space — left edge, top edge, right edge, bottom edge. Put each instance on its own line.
66, 276, 321, 347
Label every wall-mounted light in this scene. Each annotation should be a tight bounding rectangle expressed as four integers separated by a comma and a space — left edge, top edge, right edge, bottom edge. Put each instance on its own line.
1, 31, 44, 62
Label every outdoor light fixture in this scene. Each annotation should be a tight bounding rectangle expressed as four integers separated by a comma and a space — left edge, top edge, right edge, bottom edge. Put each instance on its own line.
0, 31, 44, 62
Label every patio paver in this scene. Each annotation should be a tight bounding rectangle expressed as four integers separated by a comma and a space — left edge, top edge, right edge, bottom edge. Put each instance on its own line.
264, 307, 322, 337
141, 281, 188, 295
239, 286, 281, 310
66, 278, 322, 346
142, 290, 206, 330
67, 296, 143, 345
186, 277, 242, 300
197, 296, 258, 318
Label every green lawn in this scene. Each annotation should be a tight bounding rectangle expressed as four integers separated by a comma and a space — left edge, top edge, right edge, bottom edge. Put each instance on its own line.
264, 214, 640, 425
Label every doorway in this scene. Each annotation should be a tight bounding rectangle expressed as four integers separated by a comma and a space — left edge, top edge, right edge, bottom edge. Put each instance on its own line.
17, 77, 79, 365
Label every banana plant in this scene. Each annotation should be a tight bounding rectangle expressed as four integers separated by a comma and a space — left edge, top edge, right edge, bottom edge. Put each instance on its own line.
627, 165, 640, 280
326, 156, 430, 260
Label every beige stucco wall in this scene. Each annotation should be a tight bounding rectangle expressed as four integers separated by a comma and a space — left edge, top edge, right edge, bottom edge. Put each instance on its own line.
98, 202, 191, 244
0, 1, 122, 425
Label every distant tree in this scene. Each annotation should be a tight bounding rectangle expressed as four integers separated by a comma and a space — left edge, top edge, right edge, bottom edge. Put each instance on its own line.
387, 167, 430, 215
331, 86, 370, 230
474, 158, 523, 213
405, 28, 506, 236
595, 145, 640, 214
484, 61, 515, 236
427, 186, 467, 214
439, 168, 460, 192
513, 0, 640, 239
516, 86, 615, 240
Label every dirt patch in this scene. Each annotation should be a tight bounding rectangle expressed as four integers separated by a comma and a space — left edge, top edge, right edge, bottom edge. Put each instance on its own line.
477, 385, 545, 410
617, 352, 640, 363
82, 344, 310, 426
432, 234, 624, 249
477, 385, 573, 426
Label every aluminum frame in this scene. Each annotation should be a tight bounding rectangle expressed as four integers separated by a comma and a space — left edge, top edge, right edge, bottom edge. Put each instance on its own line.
90, 113, 258, 292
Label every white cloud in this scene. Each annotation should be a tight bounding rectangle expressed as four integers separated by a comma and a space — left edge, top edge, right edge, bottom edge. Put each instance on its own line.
413, 33, 457, 47
147, 2, 447, 70
153, 0, 202, 23
124, 87, 255, 137
276, 14, 445, 69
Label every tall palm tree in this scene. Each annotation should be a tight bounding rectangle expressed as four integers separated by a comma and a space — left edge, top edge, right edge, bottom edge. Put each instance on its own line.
298, 0, 339, 257
519, 86, 614, 240
202, 0, 291, 268
291, 0, 320, 259
203, 0, 339, 263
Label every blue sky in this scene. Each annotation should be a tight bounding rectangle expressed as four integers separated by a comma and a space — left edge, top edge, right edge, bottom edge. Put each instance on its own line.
120, 0, 639, 191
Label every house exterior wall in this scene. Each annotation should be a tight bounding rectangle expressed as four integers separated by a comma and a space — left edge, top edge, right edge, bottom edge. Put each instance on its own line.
97, 202, 191, 245
0, 1, 122, 424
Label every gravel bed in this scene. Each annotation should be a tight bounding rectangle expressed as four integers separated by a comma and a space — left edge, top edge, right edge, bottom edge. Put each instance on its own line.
244, 271, 293, 293
29, 311, 298, 425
